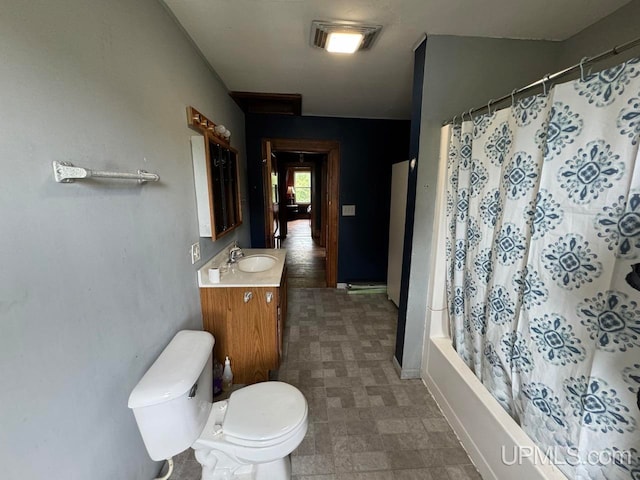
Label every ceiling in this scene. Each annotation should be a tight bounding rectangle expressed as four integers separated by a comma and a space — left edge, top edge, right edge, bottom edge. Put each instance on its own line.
163, 0, 630, 119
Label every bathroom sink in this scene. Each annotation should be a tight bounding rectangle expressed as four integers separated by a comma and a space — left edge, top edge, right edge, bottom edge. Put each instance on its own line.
237, 255, 277, 273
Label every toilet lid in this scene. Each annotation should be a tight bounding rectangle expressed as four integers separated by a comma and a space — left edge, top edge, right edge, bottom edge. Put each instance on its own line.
223, 382, 307, 444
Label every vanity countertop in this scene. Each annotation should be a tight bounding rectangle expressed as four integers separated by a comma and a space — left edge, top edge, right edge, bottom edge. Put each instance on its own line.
197, 248, 287, 288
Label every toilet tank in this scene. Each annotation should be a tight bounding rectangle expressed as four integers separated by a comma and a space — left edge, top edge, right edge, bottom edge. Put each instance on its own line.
128, 330, 214, 461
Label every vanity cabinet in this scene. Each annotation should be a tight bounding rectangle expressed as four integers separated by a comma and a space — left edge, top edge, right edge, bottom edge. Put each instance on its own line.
200, 266, 287, 384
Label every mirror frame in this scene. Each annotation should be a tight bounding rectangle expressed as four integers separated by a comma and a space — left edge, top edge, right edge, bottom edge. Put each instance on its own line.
187, 106, 243, 240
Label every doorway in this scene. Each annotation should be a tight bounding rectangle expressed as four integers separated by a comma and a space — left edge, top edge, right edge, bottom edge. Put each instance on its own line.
281, 155, 325, 287
262, 139, 339, 287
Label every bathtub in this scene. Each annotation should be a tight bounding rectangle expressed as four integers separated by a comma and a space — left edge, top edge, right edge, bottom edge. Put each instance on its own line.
423, 334, 568, 480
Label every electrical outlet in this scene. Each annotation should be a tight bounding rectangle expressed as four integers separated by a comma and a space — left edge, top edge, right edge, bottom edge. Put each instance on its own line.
190, 242, 201, 264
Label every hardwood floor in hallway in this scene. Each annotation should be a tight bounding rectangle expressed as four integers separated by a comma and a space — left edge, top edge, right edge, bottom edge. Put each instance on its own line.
281, 219, 327, 288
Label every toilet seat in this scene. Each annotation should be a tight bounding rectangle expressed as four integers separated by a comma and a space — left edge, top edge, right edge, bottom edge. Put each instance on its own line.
222, 382, 308, 447
193, 381, 309, 471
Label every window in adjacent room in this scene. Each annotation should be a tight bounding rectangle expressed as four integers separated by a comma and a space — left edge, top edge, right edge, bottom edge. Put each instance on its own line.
293, 170, 311, 203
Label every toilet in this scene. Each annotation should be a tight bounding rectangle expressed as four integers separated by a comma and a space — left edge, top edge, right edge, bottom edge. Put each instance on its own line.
128, 330, 308, 480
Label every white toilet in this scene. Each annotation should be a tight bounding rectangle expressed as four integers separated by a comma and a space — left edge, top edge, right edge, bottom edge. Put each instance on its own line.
128, 330, 308, 480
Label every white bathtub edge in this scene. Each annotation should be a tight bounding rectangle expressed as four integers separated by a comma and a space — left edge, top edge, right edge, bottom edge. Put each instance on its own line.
423, 338, 568, 480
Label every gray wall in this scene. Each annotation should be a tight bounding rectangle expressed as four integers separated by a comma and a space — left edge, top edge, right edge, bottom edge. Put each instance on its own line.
402, 35, 560, 376
559, 0, 640, 68
0, 1, 249, 479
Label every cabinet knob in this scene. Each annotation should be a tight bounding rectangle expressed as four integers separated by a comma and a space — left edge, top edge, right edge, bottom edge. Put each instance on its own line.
244, 291, 253, 303
266, 292, 273, 303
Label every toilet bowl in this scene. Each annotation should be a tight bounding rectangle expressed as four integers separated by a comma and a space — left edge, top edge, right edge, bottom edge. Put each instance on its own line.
128, 330, 308, 480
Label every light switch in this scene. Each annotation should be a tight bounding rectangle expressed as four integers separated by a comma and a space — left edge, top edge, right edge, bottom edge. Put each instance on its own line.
342, 205, 356, 216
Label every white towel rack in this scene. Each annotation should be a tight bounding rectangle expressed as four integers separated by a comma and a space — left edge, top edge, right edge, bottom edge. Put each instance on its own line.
53, 161, 160, 184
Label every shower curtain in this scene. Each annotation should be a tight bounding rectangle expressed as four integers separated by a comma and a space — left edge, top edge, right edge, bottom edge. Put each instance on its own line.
445, 57, 640, 480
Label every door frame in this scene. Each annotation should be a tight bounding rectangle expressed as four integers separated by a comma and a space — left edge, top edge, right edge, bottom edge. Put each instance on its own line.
261, 140, 276, 247
261, 138, 340, 288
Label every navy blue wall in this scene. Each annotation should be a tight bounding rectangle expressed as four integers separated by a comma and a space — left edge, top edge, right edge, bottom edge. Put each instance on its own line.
395, 39, 426, 366
245, 114, 410, 283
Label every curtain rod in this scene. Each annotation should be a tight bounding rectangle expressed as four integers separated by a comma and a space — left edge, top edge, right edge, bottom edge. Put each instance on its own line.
443, 35, 640, 125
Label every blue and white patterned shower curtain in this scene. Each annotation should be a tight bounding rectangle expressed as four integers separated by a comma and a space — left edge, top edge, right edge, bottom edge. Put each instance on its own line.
446, 57, 640, 480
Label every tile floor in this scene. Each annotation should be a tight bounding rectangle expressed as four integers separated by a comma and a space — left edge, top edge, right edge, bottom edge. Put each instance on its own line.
170, 289, 480, 480
281, 220, 326, 288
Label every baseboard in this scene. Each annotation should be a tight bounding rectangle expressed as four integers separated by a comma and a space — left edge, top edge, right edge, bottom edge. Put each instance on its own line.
392, 355, 402, 376
392, 355, 421, 379
399, 367, 421, 379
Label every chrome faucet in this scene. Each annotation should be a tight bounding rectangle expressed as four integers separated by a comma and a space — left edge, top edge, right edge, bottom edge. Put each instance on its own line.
228, 244, 244, 264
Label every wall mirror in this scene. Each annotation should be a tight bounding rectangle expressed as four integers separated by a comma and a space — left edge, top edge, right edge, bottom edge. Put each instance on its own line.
188, 106, 242, 240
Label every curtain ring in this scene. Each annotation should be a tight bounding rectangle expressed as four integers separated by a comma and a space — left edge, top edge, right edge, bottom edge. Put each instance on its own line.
510, 89, 518, 107
542, 74, 550, 96
579, 57, 589, 82
452, 115, 458, 125
468, 108, 474, 121
487, 99, 495, 115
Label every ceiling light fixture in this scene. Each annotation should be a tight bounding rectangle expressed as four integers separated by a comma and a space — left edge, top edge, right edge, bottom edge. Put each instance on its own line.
326, 32, 364, 54
311, 21, 382, 54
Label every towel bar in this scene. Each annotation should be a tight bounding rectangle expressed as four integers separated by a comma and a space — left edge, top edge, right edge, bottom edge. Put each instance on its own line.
53, 161, 159, 184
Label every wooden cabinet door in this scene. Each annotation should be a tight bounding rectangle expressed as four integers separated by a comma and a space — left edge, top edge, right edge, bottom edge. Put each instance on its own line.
200, 287, 230, 367
227, 287, 278, 384
200, 268, 288, 385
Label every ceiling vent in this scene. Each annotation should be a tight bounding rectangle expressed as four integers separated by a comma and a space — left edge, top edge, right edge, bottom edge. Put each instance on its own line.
311, 21, 382, 53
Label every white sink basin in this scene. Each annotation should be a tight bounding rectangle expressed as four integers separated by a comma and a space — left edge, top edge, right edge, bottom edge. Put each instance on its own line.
237, 255, 277, 273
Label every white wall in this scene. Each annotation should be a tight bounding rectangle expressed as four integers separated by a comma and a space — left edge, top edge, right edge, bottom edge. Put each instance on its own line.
0, 1, 249, 478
